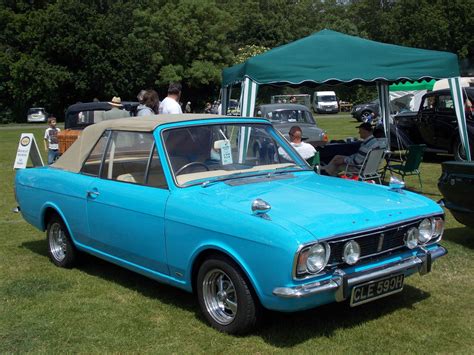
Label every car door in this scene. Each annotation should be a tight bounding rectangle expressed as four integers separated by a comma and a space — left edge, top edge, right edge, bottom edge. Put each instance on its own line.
418, 94, 437, 147
83, 130, 170, 275
434, 93, 457, 150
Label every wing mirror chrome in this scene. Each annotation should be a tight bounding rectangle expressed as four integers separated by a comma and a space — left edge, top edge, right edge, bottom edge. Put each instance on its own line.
389, 176, 405, 192
252, 198, 271, 218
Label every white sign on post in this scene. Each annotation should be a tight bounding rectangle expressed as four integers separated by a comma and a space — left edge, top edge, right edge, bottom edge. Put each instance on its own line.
13, 133, 44, 169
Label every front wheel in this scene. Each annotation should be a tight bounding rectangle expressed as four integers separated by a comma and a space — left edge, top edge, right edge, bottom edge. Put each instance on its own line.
47, 215, 77, 268
197, 256, 260, 334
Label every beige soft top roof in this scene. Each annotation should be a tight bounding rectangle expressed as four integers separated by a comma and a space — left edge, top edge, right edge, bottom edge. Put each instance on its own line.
52, 114, 254, 173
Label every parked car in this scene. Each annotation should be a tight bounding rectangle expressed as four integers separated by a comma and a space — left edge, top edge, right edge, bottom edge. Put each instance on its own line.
438, 161, 474, 228
27, 107, 48, 123
227, 99, 240, 116
313, 91, 339, 114
257, 103, 328, 146
351, 99, 379, 122
15, 114, 447, 334
65, 101, 139, 129
391, 88, 474, 160
58, 101, 139, 154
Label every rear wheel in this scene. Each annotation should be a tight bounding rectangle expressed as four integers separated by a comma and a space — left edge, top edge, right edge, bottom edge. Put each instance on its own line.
453, 138, 468, 161
47, 215, 77, 268
197, 255, 260, 334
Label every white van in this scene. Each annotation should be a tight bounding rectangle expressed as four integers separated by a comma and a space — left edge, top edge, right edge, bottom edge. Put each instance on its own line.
313, 91, 339, 114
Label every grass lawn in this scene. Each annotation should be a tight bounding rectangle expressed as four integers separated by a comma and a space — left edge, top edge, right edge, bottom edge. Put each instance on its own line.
1, 117, 473, 353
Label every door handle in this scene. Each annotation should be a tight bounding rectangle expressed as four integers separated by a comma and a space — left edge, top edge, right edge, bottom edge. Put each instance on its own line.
86, 190, 100, 198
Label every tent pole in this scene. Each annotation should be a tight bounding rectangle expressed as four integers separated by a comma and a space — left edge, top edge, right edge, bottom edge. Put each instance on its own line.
377, 82, 391, 149
237, 78, 259, 163
221, 86, 229, 115
449, 77, 471, 161
240, 77, 258, 117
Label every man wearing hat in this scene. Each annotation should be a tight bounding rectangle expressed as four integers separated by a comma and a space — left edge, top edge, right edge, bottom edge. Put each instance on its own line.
321, 122, 378, 176
104, 96, 129, 120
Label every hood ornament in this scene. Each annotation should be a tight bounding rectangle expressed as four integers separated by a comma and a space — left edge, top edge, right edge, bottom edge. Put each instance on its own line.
252, 198, 271, 217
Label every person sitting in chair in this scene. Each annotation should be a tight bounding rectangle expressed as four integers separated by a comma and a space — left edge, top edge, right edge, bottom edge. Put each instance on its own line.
321, 122, 378, 176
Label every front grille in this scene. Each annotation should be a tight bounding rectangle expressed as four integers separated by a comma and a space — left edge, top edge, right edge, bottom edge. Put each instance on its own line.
327, 219, 421, 266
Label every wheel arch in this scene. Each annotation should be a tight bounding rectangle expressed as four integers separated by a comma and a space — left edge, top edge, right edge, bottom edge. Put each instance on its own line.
189, 247, 263, 305
40, 203, 76, 244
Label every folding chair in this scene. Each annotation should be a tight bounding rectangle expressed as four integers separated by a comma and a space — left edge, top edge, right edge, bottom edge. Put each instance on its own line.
382, 144, 426, 190
306, 151, 321, 174
343, 148, 386, 184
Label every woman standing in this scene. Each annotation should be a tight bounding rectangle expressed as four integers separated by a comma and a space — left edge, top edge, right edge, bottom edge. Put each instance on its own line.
137, 90, 160, 116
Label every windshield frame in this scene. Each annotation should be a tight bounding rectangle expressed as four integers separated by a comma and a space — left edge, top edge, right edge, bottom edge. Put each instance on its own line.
159, 120, 311, 188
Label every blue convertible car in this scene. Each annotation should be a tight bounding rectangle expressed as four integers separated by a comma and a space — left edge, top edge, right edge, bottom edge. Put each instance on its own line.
15, 114, 446, 334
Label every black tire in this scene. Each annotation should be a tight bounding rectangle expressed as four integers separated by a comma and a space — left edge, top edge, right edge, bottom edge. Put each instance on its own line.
453, 138, 467, 161
46, 215, 77, 268
196, 255, 260, 334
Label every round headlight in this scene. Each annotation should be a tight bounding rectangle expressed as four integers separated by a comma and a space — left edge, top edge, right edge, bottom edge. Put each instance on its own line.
306, 243, 328, 273
343, 240, 361, 265
418, 218, 433, 244
405, 227, 419, 249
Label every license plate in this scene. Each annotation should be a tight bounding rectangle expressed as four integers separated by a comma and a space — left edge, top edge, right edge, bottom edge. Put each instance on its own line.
350, 274, 404, 307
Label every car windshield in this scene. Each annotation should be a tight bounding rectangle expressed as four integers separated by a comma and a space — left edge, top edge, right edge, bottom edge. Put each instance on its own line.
319, 95, 337, 102
229, 100, 238, 108
266, 109, 315, 124
28, 108, 45, 114
163, 123, 309, 187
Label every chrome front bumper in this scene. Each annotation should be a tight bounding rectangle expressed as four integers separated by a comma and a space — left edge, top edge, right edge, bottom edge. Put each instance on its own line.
273, 246, 447, 300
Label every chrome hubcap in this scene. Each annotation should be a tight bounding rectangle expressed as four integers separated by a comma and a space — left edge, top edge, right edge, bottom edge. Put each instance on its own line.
202, 269, 237, 325
49, 223, 67, 262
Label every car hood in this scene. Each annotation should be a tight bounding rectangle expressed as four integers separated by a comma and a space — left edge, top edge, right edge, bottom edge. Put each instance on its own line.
197, 172, 441, 244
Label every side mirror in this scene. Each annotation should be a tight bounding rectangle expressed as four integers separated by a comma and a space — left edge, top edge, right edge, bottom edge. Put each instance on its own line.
389, 176, 405, 192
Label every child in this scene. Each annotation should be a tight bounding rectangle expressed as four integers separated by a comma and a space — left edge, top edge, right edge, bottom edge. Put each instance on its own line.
44, 116, 60, 164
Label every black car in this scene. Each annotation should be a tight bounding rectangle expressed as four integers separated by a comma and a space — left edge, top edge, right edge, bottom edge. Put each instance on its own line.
65, 101, 139, 129
351, 99, 379, 122
438, 161, 474, 228
392, 88, 474, 160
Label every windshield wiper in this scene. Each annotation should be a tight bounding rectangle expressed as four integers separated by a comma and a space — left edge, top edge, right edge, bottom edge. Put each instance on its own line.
200, 171, 270, 188
200, 166, 310, 188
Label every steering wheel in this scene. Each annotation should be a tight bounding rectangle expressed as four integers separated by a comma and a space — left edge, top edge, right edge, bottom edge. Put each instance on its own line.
175, 162, 210, 175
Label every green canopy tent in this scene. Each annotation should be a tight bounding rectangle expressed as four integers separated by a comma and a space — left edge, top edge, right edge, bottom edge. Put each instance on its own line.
222, 30, 470, 161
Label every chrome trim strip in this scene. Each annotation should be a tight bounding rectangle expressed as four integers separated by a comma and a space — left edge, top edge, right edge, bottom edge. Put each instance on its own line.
277, 246, 447, 299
